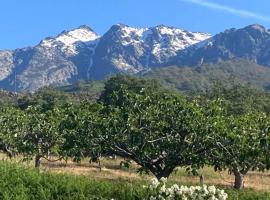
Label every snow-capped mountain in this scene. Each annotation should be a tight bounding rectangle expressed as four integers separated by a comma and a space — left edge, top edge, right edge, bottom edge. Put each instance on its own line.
3, 23, 270, 92
90, 24, 210, 79
0, 26, 100, 91
175, 24, 270, 67
40, 25, 99, 55
0, 24, 210, 91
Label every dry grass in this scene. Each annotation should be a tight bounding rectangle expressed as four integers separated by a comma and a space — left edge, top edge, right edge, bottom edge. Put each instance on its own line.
170, 169, 270, 191
41, 157, 144, 182
1, 153, 270, 191
42, 157, 270, 191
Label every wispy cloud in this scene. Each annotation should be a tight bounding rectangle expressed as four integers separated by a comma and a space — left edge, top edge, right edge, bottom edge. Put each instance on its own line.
179, 0, 270, 23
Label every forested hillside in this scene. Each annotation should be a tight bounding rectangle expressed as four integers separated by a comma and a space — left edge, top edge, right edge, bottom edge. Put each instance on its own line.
145, 58, 270, 93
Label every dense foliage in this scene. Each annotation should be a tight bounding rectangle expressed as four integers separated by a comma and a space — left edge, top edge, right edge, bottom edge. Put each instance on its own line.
99, 89, 220, 179
0, 74, 270, 192
202, 83, 270, 115
209, 113, 270, 189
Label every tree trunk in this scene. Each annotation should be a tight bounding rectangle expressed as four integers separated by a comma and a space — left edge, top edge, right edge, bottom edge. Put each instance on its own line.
234, 170, 244, 190
155, 169, 173, 180
35, 155, 42, 169
199, 175, 204, 186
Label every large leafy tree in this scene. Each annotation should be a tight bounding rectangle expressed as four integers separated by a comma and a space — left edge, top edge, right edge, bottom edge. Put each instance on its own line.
100, 89, 219, 179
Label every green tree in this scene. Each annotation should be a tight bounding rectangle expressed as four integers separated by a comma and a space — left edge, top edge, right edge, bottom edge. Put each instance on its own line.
17, 87, 70, 111
0, 106, 26, 158
100, 75, 163, 106
60, 102, 104, 162
100, 89, 219, 179
0, 90, 18, 106
15, 105, 66, 168
203, 83, 270, 115
211, 112, 270, 189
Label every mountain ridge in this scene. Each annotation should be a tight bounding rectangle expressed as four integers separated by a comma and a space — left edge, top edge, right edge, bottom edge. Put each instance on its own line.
1, 23, 270, 92
175, 24, 270, 67
0, 23, 210, 91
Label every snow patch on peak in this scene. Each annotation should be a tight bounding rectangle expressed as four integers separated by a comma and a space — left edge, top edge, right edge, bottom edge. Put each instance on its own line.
115, 25, 150, 45
150, 26, 211, 61
56, 27, 99, 46
40, 26, 100, 55
114, 24, 147, 37
154, 25, 185, 35
121, 26, 146, 37
106, 24, 211, 66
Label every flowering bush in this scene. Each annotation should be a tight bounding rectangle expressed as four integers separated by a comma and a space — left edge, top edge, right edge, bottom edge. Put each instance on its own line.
145, 178, 228, 200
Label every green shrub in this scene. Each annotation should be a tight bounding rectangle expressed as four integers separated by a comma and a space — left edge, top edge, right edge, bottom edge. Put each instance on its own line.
0, 161, 147, 200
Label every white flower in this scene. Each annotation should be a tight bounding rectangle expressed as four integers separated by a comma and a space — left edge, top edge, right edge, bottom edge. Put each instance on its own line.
208, 186, 216, 194
150, 178, 160, 189
165, 188, 173, 196
145, 179, 228, 200
160, 177, 167, 183
217, 190, 228, 200
159, 184, 166, 194
182, 196, 188, 200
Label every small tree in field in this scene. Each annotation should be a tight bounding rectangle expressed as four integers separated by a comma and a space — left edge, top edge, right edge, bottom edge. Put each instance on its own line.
211, 112, 270, 189
0, 107, 26, 158
100, 89, 220, 179
16, 106, 66, 168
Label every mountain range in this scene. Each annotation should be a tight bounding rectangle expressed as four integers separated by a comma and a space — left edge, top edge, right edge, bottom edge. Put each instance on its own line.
0, 23, 270, 92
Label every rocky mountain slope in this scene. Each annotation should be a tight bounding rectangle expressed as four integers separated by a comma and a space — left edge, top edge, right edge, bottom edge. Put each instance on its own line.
175, 24, 270, 67
0, 24, 210, 91
0, 25, 100, 91
90, 24, 210, 79
1, 23, 270, 92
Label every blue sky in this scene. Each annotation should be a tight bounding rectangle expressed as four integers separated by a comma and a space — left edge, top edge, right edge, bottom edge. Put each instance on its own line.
1, 0, 270, 49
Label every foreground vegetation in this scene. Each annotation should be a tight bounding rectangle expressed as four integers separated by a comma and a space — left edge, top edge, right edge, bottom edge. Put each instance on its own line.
0, 160, 270, 200
0, 160, 146, 200
1, 75, 270, 198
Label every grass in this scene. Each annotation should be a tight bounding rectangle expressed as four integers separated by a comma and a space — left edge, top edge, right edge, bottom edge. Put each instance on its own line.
0, 160, 148, 200
1, 155, 270, 199
38, 157, 270, 191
